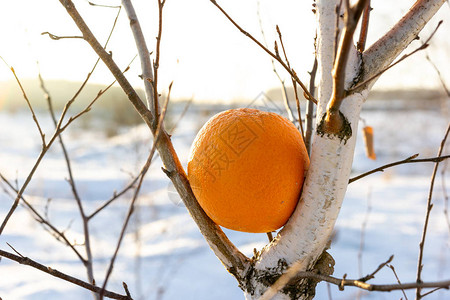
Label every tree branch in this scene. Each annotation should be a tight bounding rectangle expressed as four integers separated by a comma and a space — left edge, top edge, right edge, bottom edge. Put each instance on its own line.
121, 0, 156, 113
58, 0, 250, 280
0, 173, 86, 263
361, 0, 446, 89
305, 55, 318, 156
0, 249, 131, 300
324, 0, 369, 134
416, 122, 450, 299
351, 21, 442, 93
349, 154, 450, 183
99, 84, 171, 300
260, 254, 450, 299
210, 0, 317, 104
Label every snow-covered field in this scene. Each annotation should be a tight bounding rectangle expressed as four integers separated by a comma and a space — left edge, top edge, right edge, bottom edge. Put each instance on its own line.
0, 97, 449, 300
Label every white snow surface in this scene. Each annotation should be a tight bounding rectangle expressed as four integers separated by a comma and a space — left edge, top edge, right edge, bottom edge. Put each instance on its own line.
0, 98, 449, 300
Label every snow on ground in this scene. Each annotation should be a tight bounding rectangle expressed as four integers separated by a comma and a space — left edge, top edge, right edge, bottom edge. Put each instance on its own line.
0, 98, 449, 300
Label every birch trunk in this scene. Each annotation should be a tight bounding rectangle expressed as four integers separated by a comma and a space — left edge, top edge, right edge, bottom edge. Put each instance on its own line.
241, 0, 446, 299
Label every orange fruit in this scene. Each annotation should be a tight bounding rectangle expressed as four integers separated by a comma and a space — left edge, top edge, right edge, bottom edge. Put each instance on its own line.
187, 108, 309, 233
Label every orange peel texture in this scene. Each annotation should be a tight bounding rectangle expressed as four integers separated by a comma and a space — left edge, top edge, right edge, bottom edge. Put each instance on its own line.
187, 108, 309, 233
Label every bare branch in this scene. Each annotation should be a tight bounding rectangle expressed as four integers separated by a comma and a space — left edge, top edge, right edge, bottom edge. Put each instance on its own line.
358, 189, 372, 278
210, 0, 317, 104
41, 32, 83, 40
59, 0, 250, 279
0, 65, 116, 236
37, 64, 98, 287
260, 254, 450, 299
0, 249, 131, 300
0, 173, 86, 263
387, 264, 408, 300
351, 21, 443, 92
305, 55, 318, 157
87, 1, 121, 9
324, 0, 369, 134
424, 53, 450, 97
362, 0, 446, 88
87, 176, 139, 220
276, 25, 304, 137
121, 0, 156, 113
58, 0, 154, 129
100, 82, 173, 299
0, 60, 46, 147
349, 154, 450, 183
357, 0, 371, 52
152, 0, 166, 124
416, 122, 450, 299
256, 1, 297, 124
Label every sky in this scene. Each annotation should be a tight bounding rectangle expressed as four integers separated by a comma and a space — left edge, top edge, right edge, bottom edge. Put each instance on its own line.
0, 0, 449, 102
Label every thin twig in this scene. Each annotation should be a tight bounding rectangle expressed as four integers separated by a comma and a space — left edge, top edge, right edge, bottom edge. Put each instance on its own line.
87, 1, 121, 9
121, 0, 155, 112
424, 53, 450, 97
37, 61, 98, 289
256, 1, 296, 124
361, 0, 445, 90
0, 60, 46, 147
421, 287, 444, 297
349, 154, 450, 183
0, 249, 131, 300
324, 0, 369, 133
416, 122, 450, 299
99, 83, 172, 300
358, 188, 372, 278
334, 0, 343, 62
351, 20, 443, 93
387, 264, 408, 300
260, 255, 450, 299
210, 0, 317, 104
358, 255, 393, 283
0, 67, 115, 236
59, 0, 250, 277
357, 0, 371, 52
168, 97, 193, 135
0, 173, 86, 263
443, 160, 450, 234
305, 54, 318, 157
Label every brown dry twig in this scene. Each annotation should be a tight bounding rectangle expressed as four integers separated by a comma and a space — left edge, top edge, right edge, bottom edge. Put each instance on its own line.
416, 122, 450, 299
0, 173, 86, 263
324, 0, 369, 134
255, 1, 297, 124
305, 55, 318, 156
0, 249, 131, 300
210, 0, 317, 104
350, 20, 443, 93
41, 32, 83, 40
0, 59, 118, 236
99, 83, 172, 299
357, 0, 371, 52
387, 264, 408, 300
